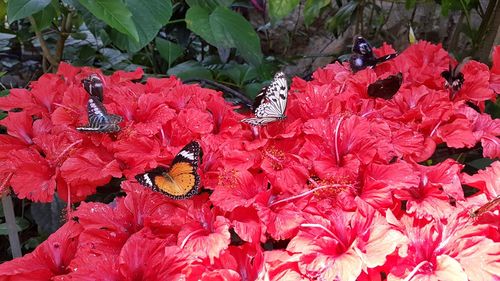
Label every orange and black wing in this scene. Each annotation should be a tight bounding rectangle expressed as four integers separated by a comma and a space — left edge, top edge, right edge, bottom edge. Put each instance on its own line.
135, 141, 202, 200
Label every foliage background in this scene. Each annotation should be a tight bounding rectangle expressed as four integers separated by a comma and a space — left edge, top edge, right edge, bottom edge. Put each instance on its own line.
0, 0, 499, 262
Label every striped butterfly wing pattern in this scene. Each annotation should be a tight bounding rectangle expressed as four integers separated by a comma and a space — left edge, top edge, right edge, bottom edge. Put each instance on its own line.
76, 96, 123, 133
242, 71, 288, 126
82, 74, 104, 102
135, 141, 203, 200
349, 36, 399, 73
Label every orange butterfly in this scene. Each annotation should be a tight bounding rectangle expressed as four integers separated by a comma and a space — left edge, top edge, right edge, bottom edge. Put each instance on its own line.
135, 141, 203, 199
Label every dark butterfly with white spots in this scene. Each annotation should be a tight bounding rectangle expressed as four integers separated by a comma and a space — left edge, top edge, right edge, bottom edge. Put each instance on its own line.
135, 141, 203, 200
441, 58, 469, 100
241, 71, 288, 126
368, 72, 403, 100
82, 74, 104, 102
349, 36, 399, 73
76, 96, 123, 133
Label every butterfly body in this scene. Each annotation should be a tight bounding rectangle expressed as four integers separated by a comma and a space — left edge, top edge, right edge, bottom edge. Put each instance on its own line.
470, 195, 500, 218
76, 96, 123, 133
368, 72, 403, 99
349, 36, 398, 72
82, 74, 104, 102
242, 71, 288, 126
135, 141, 203, 200
441, 59, 468, 100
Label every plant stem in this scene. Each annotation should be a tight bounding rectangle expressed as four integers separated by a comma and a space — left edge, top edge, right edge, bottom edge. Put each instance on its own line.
55, 12, 73, 63
1, 193, 22, 258
182, 78, 253, 107
29, 16, 59, 67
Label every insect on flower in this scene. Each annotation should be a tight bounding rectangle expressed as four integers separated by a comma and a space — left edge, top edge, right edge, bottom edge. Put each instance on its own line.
441, 58, 469, 100
349, 36, 399, 73
82, 74, 104, 102
368, 72, 403, 100
241, 71, 288, 126
135, 141, 203, 200
469, 195, 500, 218
76, 96, 123, 133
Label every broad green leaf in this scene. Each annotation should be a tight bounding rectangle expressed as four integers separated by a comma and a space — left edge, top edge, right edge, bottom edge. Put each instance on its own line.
304, 0, 329, 26
468, 158, 494, 170
186, 6, 218, 46
0, 217, 30, 234
156, 37, 184, 66
167, 60, 212, 80
109, 0, 172, 52
209, 7, 262, 65
7, 0, 51, 22
268, 0, 299, 24
186, 0, 234, 10
77, 0, 139, 41
32, 1, 58, 30
219, 63, 257, 86
326, 1, 357, 36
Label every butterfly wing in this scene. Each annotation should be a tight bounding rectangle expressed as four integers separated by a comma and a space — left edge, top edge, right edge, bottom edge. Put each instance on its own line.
241, 117, 280, 126
375, 53, 399, 64
76, 96, 122, 133
243, 72, 288, 126
136, 141, 203, 199
82, 74, 104, 102
367, 72, 403, 100
256, 71, 288, 118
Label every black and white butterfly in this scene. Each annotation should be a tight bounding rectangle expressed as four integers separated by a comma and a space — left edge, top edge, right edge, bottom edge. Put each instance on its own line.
349, 36, 398, 73
82, 74, 104, 102
76, 96, 123, 133
368, 72, 403, 100
441, 58, 469, 100
241, 71, 288, 126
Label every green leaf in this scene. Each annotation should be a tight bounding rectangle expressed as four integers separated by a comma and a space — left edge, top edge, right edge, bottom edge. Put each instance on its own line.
304, 0, 329, 26
7, 0, 51, 22
32, 1, 58, 30
0, 89, 9, 96
0, 0, 7, 19
209, 7, 262, 65
23, 236, 45, 250
326, 1, 357, 36
0, 217, 30, 235
77, 0, 139, 41
156, 37, 184, 66
167, 60, 212, 80
185, 6, 218, 46
468, 158, 494, 170
186, 0, 234, 10
405, 0, 416, 9
109, 0, 172, 52
268, 0, 299, 24
219, 63, 257, 86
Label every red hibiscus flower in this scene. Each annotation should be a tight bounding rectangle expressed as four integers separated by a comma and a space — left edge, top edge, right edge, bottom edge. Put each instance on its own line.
0, 222, 82, 280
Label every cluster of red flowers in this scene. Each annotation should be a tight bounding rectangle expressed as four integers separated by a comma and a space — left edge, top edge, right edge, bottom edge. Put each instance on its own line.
0, 41, 499, 280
